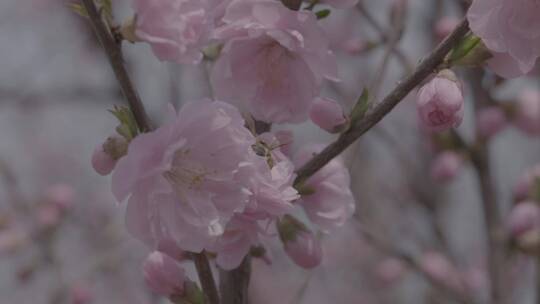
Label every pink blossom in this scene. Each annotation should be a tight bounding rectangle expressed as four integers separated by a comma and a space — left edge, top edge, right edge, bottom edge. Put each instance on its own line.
157, 238, 187, 262
507, 202, 540, 238
273, 130, 294, 157
309, 97, 349, 133
112, 100, 256, 252
319, 0, 359, 9
514, 89, 540, 136
476, 106, 507, 139
467, 0, 540, 77
211, 0, 338, 123
132, 0, 217, 64
91, 145, 116, 176
435, 17, 460, 41
417, 70, 464, 132
293, 146, 355, 232
112, 100, 298, 268
513, 164, 540, 202
143, 251, 185, 296
211, 215, 261, 270
430, 151, 463, 183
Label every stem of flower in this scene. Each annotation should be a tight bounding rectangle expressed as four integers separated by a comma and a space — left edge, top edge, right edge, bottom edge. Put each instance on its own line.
294, 18, 470, 187
80, 0, 151, 132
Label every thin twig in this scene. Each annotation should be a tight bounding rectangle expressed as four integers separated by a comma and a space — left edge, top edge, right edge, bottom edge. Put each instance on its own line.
81, 1, 219, 303
358, 225, 475, 304
468, 70, 505, 304
294, 18, 470, 187
219, 256, 251, 304
356, 1, 413, 73
192, 253, 220, 304
81, 0, 151, 132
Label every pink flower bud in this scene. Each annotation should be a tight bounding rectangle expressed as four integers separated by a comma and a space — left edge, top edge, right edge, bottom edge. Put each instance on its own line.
309, 97, 349, 133
513, 164, 540, 202
375, 258, 406, 285
284, 230, 322, 269
430, 151, 463, 182
420, 252, 460, 289
91, 146, 116, 176
70, 283, 94, 304
435, 17, 460, 41
476, 106, 507, 139
507, 202, 540, 238
37, 203, 62, 228
417, 70, 464, 132
278, 215, 323, 269
45, 183, 75, 210
514, 89, 540, 136
143, 251, 185, 296
342, 37, 366, 55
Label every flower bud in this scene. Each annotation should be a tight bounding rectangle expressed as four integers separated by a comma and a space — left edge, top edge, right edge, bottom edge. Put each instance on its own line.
476, 106, 507, 139
342, 37, 366, 55
70, 283, 94, 304
513, 164, 540, 202
375, 258, 406, 285
420, 251, 461, 290
417, 70, 464, 132
507, 201, 540, 238
45, 183, 75, 211
514, 89, 540, 136
143, 251, 185, 297
516, 229, 540, 255
430, 151, 463, 182
309, 97, 349, 133
277, 215, 322, 269
91, 136, 127, 176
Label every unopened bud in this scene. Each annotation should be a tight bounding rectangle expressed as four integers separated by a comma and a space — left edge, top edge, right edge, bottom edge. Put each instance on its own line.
277, 215, 322, 269
417, 70, 464, 132
309, 97, 350, 133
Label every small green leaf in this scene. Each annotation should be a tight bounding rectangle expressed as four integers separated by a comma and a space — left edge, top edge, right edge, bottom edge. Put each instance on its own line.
350, 88, 370, 125
446, 33, 492, 67
67, 3, 88, 18
315, 9, 331, 19
99, 0, 112, 16
109, 106, 139, 140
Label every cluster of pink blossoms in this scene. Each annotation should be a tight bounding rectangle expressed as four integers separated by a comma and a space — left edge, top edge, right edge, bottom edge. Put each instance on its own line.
92, 0, 359, 297
467, 0, 540, 78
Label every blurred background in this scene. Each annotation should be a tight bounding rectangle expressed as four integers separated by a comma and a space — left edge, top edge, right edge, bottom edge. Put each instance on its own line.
0, 0, 539, 303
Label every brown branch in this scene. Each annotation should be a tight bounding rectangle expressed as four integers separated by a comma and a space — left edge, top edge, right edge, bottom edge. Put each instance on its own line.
81, 0, 151, 132
294, 18, 470, 187
359, 225, 476, 304
468, 70, 505, 304
81, 1, 219, 303
219, 257, 251, 304
192, 252, 220, 304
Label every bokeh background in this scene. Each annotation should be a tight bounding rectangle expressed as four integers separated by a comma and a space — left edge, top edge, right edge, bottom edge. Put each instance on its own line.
0, 0, 539, 303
